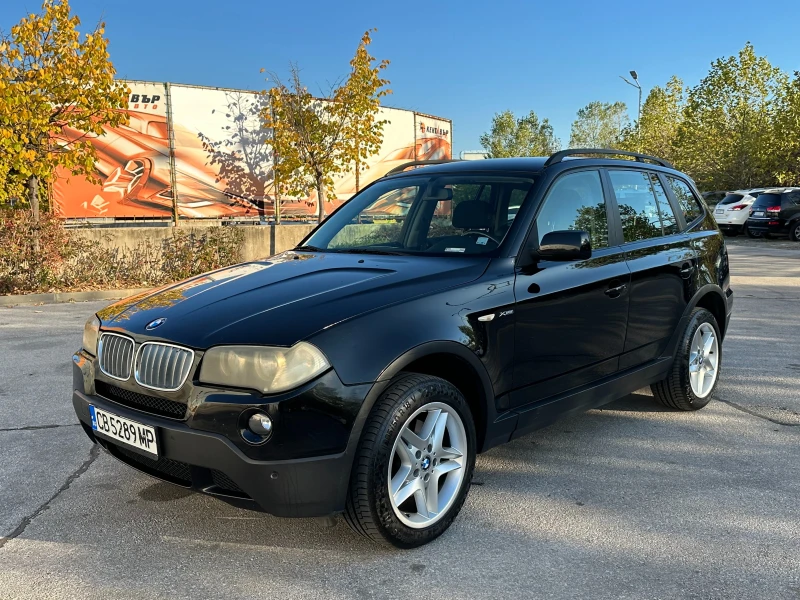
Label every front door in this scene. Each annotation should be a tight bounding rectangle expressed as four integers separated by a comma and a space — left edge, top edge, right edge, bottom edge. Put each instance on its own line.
511, 169, 630, 408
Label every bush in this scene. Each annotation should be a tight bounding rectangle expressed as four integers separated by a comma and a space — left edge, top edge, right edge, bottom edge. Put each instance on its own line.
0, 211, 245, 294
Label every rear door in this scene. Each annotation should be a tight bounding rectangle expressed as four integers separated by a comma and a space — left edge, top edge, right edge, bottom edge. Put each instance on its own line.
511, 169, 630, 407
607, 169, 696, 369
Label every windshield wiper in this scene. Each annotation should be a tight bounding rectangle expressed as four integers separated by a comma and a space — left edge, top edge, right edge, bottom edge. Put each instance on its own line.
294, 245, 326, 252
338, 248, 406, 256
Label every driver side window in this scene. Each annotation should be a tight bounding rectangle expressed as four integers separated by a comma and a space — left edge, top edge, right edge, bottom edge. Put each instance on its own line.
536, 170, 609, 249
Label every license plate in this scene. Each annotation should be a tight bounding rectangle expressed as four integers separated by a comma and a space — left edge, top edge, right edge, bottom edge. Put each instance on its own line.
715, 209, 724, 214
90, 405, 158, 456
753, 211, 764, 217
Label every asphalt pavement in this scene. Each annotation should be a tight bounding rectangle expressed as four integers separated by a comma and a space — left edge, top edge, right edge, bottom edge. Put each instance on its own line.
1, 237, 798, 600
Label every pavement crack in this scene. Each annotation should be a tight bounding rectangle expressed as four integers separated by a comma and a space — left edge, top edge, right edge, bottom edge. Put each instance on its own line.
0, 423, 81, 432
717, 397, 800, 427
0, 444, 99, 550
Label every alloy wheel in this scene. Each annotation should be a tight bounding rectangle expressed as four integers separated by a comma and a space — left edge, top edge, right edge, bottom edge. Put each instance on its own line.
688, 323, 719, 398
388, 402, 468, 529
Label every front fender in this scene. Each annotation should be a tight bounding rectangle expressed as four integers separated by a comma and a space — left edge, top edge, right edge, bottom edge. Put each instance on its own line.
308, 259, 517, 392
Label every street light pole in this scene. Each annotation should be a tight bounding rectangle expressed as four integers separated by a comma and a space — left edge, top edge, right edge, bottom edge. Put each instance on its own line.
620, 70, 642, 152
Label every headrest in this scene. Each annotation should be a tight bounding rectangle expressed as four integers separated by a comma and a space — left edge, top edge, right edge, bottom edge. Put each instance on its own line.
453, 201, 491, 229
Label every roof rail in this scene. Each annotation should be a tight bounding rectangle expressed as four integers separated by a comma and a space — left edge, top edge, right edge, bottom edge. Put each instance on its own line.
383, 159, 461, 176
544, 148, 674, 169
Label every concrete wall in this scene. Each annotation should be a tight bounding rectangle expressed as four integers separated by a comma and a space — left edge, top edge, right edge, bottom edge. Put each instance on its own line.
73, 224, 316, 263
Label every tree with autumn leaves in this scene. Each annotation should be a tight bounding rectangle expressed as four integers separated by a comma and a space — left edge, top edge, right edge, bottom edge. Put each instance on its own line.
618, 44, 800, 190
0, 0, 128, 225
264, 30, 391, 223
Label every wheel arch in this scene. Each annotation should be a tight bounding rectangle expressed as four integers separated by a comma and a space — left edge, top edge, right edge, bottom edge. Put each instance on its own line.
346, 342, 495, 456
692, 286, 728, 339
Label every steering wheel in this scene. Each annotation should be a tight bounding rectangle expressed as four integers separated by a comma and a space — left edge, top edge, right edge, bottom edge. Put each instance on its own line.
461, 231, 500, 245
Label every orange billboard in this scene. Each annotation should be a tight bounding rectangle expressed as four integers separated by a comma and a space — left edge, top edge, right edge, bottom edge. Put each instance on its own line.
52, 81, 452, 219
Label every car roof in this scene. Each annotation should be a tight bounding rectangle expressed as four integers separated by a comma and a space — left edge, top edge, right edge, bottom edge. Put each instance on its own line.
386, 157, 548, 177
385, 156, 685, 179
759, 187, 800, 194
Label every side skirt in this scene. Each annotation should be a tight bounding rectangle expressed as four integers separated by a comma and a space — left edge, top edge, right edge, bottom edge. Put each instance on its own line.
482, 357, 672, 450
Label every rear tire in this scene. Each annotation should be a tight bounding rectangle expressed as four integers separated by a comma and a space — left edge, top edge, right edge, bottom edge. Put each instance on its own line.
790, 222, 800, 242
651, 308, 721, 411
746, 226, 762, 238
344, 373, 476, 548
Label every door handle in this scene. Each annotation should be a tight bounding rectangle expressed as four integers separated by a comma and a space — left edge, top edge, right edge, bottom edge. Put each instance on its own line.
604, 283, 627, 297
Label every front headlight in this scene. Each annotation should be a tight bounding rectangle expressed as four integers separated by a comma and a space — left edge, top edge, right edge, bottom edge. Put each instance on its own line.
83, 316, 100, 356
199, 342, 330, 394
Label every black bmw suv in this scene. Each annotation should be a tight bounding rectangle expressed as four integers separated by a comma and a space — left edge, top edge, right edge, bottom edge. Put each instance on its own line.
745, 187, 800, 240
72, 149, 733, 548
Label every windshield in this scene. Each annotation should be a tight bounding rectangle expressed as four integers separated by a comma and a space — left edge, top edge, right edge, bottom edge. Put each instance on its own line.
300, 174, 535, 256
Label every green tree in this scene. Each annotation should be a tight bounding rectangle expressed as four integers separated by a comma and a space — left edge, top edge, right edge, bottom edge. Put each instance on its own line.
339, 29, 391, 192
0, 0, 129, 226
479, 109, 560, 158
769, 71, 800, 185
263, 30, 391, 223
676, 42, 785, 191
569, 101, 628, 149
620, 76, 685, 166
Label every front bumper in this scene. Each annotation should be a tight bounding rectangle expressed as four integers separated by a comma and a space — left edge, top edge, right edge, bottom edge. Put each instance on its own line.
72, 351, 373, 517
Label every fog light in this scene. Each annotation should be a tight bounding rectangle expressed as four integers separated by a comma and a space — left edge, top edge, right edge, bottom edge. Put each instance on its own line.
248, 413, 273, 435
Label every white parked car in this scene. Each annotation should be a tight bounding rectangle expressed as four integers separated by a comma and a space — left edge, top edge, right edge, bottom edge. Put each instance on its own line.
713, 189, 768, 236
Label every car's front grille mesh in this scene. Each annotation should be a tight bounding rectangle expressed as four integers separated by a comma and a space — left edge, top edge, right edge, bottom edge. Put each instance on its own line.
211, 470, 245, 495
135, 343, 194, 391
98, 333, 134, 380
94, 380, 187, 419
106, 444, 250, 499
111, 444, 192, 486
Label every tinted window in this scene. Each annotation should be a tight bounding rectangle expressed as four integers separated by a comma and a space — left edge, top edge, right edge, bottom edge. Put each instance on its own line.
536, 170, 608, 249
752, 193, 782, 209
668, 177, 704, 223
508, 188, 527, 221
649, 173, 679, 235
609, 170, 676, 242
720, 193, 744, 205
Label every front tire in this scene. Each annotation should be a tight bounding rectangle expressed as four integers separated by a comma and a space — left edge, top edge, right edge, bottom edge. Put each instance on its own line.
651, 308, 721, 411
344, 373, 476, 548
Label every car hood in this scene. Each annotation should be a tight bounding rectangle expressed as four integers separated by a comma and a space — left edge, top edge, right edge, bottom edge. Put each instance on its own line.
98, 251, 491, 348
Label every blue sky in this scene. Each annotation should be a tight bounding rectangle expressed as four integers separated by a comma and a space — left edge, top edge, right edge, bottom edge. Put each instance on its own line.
2, 0, 799, 154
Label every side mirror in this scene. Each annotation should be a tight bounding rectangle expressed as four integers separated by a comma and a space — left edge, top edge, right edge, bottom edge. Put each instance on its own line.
534, 230, 591, 261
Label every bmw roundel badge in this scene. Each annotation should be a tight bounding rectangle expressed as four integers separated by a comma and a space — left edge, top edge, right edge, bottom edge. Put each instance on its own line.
146, 318, 167, 331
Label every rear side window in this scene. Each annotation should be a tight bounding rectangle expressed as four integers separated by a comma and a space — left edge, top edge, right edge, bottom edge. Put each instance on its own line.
720, 194, 744, 205
667, 177, 704, 224
536, 170, 609, 249
648, 173, 679, 235
609, 170, 678, 242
